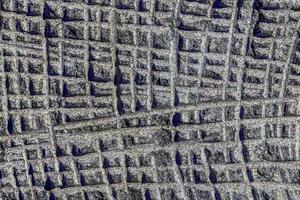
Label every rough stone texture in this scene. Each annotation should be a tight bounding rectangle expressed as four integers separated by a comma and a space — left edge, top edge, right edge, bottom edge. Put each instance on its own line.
0, 0, 300, 199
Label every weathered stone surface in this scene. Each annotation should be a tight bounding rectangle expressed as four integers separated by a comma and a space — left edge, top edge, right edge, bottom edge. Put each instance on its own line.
0, 0, 300, 199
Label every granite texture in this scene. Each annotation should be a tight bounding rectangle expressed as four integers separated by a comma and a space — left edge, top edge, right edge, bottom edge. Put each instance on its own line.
0, 0, 300, 199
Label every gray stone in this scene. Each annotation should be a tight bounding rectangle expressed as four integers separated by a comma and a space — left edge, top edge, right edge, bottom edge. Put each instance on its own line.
0, 0, 300, 199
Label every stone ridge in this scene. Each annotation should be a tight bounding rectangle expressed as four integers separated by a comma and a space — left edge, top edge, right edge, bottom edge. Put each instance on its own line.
0, 0, 300, 199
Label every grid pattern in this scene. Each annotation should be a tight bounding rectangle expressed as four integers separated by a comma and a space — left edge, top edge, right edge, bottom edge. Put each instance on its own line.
0, 0, 300, 199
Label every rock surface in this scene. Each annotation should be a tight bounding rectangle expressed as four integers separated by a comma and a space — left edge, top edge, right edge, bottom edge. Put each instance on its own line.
0, 0, 300, 199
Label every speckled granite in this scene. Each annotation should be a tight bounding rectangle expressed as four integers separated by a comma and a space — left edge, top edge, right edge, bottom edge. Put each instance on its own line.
0, 0, 300, 199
